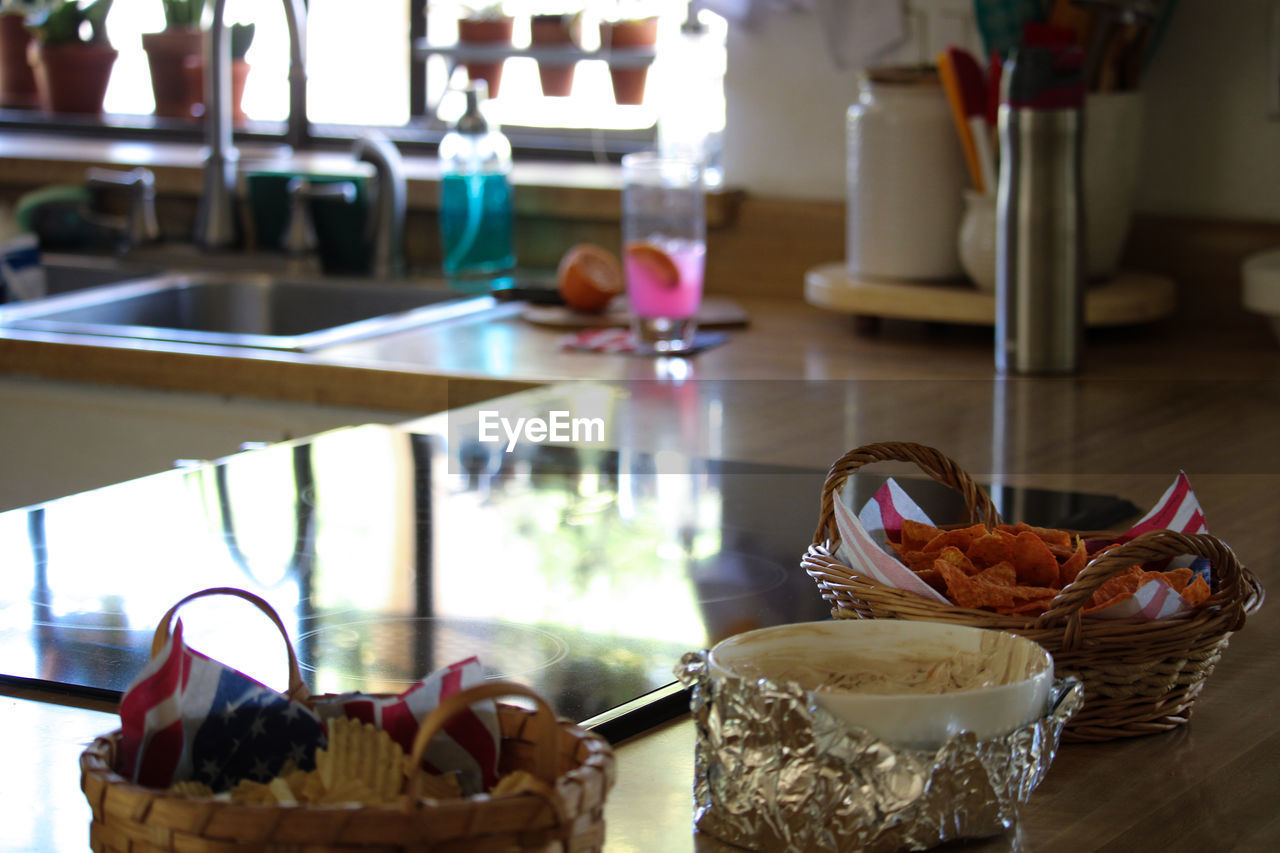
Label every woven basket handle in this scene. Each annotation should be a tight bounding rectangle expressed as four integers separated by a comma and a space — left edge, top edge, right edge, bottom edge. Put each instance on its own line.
150, 586, 310, 702
406, 681, 559, 801
1036, 530, 1252, 638
813, 441, 1002, 547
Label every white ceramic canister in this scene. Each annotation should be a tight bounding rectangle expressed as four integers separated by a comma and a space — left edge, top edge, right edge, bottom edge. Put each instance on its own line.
846, 66, 968, 280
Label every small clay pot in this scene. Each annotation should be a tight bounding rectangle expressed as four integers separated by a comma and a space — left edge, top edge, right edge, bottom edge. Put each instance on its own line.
600, 17, 657, 105
28, 41, 118, 115
457, 15, 513, 98
142, 27, 204, 119
183, 55, 250, 124
0, 13, 38, 108
530, 13, 577, 97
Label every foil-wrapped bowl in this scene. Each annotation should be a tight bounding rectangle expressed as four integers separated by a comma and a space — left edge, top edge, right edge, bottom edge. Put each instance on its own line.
675, 651, 1084, 853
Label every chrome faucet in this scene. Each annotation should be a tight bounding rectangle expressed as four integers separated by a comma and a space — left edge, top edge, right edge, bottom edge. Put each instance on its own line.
352, 131, 407, 279
85, 167, 160, 249
195, 0, 309, 249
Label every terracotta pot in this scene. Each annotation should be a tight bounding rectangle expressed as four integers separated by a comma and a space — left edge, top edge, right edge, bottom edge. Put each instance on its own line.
600, 17, 657, 105
0, 13, 38, 108
457, 15, 513, 98
182, 55, 250, 124
142, 27, 204, 119
28, 41, 118, 115
530, 14, 577, 97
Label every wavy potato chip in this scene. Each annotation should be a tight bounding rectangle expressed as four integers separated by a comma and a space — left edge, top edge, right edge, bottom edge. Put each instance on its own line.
315, 716, 407, 804
167, 780, 214, 798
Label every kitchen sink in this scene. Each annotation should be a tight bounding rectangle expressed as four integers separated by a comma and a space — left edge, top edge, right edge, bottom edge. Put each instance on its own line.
0, 272, 502, 351
39, 254, 163, 295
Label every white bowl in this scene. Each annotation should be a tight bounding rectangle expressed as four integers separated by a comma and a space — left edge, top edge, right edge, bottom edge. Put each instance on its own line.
707, 620, 1053, 750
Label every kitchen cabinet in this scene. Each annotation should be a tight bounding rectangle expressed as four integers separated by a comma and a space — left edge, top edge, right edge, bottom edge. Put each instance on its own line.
0, 376, 416, 513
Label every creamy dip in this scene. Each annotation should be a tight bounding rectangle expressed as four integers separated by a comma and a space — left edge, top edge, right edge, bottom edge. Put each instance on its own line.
733, 649, 1011, 695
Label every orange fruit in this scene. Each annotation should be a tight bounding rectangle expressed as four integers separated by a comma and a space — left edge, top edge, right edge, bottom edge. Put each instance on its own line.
558, 243, 623, 313
624, 241, 680, 289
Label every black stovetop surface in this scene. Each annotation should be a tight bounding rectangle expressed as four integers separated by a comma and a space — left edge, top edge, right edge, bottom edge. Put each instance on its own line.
0, 424, 1137, 740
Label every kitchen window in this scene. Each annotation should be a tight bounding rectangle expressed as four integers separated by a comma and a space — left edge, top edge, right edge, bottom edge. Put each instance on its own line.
0, 0, 726, 162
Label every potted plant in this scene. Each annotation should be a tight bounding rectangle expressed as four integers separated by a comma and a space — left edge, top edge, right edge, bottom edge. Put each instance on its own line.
0, 1, 45, 108
26, 0, 117, 115
182, 20, 252, 122
142, 0, 206, 119
598, 1, 657, 105
456, 1, 512, 98
529, 8, 580, 97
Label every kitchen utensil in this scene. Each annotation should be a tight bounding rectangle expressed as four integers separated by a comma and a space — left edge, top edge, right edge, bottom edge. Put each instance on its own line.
1074, 0, 1164, 90
937, 51, 981, 192
986, 51, 1002, 126
945, 47, 995, 195
972, 0, 1046, 58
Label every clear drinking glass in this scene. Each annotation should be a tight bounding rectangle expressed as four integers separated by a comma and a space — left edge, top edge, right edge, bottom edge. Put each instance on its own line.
621, 152, 706, 353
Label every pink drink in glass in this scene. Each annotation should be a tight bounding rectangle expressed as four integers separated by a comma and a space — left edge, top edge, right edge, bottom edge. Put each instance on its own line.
624, 238, 706, 319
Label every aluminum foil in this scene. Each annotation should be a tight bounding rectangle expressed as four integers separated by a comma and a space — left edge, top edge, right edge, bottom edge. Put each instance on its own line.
675, 652, 1083, 853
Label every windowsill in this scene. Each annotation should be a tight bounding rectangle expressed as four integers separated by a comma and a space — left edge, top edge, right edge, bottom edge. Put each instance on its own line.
0, 133, 742, 227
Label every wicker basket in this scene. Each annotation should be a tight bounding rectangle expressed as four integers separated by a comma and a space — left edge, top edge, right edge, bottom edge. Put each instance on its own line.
80, 587, 616, 852
802, 442, 1265, 742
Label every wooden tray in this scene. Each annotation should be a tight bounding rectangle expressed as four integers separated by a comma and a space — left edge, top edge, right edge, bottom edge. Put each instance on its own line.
805, 264, 1176, 327
520, 296, 750, 329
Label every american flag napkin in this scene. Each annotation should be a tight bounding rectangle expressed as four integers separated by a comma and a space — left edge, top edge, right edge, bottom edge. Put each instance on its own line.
118, 623, 501, 795
117, 619, 326, 791
833, 472, 1209, 622
313, 656, 499, 795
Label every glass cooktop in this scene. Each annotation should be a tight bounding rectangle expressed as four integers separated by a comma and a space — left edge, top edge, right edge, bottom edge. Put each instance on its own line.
0, 423, 1138, 741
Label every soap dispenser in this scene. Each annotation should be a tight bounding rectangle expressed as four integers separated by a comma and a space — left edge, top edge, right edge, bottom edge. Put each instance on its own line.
438, 82, 516, 283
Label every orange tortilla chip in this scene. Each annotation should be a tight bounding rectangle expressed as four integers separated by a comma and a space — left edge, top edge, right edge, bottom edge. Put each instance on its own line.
998, 521, 1072, 548
1158, 567, 1194, 593
915, 568, 947, 594
1012, 531, 1060, 587
973, 561, 1017, 587
895, 548, 940, 574
1059, 538, 1088, 587
922, 523, 989, 553
1083, 593, 1131, 614
935, 560, 1015, 610
1087, 565, 1145, 610
1007, 597, 1056, 616
935, 545, 979, 575
900, 519, 943, 551
966, 530, 1017, 567
1182, 575, 1211, 607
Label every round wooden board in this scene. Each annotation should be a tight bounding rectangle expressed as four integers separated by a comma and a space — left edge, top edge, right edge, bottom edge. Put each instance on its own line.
804, 264, 1176, 327
520, 296, 750, 329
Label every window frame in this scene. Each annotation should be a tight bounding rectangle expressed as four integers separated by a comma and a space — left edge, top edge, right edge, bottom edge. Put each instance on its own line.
0, 0, 660, 163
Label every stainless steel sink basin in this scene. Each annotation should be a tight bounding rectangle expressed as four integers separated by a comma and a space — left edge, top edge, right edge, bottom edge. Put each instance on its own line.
0, 272, 501, 351
41, 254, 163, 295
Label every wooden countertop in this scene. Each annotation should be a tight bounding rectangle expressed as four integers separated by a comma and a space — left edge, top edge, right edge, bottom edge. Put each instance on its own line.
2, 259, 1278, 850
4, 365, 1279, 851
3, 287, 1277, 416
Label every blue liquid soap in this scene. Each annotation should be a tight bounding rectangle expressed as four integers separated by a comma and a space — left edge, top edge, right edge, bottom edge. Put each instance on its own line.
438, 82, 516, 284
440, 172, 514, 277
